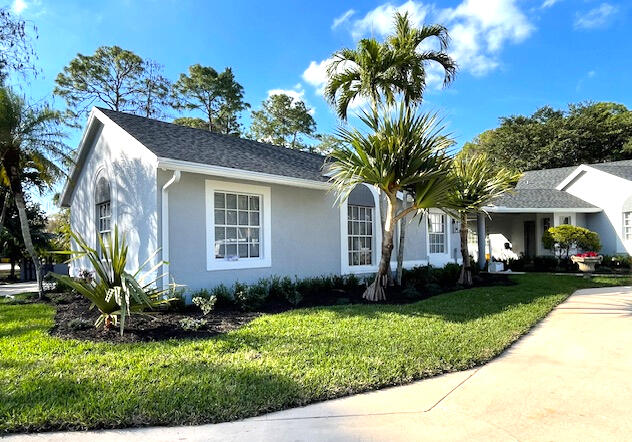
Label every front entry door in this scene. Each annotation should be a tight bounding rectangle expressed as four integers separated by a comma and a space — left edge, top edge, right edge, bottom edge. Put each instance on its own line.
524, 221, 536, 258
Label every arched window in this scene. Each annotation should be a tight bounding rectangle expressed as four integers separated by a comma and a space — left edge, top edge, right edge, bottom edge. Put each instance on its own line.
95, 176, 111, 252
347, 185, 375, 266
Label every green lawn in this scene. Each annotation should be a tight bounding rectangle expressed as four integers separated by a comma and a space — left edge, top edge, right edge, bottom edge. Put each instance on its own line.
1, 274, 629, 433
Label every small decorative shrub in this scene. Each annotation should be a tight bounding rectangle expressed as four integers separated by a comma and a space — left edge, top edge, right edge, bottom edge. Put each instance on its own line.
192, 295, 217, 315
234, 280, 269, 311
269, 276, 301, 306
543, 225, 601, 258
435, 263, 461, 288
507, 256, 528, 272
179, 317, 208, 331
211, 284, 234, 308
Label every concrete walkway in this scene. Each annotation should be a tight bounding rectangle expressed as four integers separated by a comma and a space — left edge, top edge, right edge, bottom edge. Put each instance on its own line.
6, 285, 632, 441
0, 281, 38, 298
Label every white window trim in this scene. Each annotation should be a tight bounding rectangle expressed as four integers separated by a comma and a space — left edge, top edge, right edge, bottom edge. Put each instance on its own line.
92, 166, 116, 251
553, 212, 575, 227
205, 179, 271, 271
426, 210, 451, 258
623, 211, 632, 241
340, 184, 382, 275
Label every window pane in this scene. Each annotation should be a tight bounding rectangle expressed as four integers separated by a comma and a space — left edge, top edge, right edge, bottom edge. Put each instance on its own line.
215, 227, 225, 240
238, 195, 248, 210
226, 244, 237, 257
359, 222, 366, 235
226, 210, 237, 225
226, 227, 237, 240
214, 209, 225, 225
238, 244, 248, 258
215, 244, 225, 258
214, 192, 225, 208
238, 227, 248, 242
249, 243, 260, 257
238, 211, 248, 225
249, 212, 259, 226
226, 194, 237, 209
251, 228, 260, 242
249, 196, 259, 210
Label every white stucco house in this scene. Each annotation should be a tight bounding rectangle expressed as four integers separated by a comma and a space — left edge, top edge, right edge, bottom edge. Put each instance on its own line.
59, 108, 461, 291
474, 160, 632, 259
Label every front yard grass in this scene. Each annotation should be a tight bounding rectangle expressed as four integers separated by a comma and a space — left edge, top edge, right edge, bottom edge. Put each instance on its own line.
1, 274, 629, 433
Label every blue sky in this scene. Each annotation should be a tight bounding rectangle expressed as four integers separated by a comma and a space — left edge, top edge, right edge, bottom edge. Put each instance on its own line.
7, 0, 632, 211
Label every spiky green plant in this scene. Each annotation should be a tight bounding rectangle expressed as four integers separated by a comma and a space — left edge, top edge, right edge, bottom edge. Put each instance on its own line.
51, 225, 174, 335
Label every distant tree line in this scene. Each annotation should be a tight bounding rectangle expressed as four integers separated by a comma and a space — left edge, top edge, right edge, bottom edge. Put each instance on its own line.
53, 45, 326, 151
462, 102, 632, 171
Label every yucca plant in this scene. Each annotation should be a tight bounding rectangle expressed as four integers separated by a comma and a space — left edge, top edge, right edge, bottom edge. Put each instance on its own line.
51, 225, 174, 335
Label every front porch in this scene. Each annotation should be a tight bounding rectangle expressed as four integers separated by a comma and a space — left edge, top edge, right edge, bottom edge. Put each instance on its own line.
468, 210, 596, 262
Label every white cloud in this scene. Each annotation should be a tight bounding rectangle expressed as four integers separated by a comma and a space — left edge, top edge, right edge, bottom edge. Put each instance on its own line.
350, 0, 430, 39
574, 3, 618, 29
332, 9, 355, 30
541, 0, 561, 8
11, 0, 27, 14
302, 57, 334, 95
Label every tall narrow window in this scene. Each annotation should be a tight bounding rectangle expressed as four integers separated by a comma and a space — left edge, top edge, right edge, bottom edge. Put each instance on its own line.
624, 212, 632, 240
348, 205, 373, 266
214, 191, 261, 259
95, 176, 111, 255
428, 213, 446, 254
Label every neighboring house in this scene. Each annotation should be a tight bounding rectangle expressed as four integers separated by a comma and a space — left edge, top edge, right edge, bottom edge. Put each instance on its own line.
473, 160, 632, 259
59, 108, 461, 290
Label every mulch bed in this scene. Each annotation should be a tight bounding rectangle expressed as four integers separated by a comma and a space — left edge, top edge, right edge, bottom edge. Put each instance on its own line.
47, 292, 261, 343
44, 273, 513, 344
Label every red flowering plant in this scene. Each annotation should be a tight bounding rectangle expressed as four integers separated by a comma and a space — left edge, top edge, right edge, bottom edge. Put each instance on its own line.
574, 251, 599, 258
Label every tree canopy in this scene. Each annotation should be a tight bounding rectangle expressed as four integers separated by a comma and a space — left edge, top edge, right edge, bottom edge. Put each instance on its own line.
54, 45, 170, 120
249, 93, 317, 150
0, 7, 38, 83
172, 64, 249, 135
462, 102, 632, 171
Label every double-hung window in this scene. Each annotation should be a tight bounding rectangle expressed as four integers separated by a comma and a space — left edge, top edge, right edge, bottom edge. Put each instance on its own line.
348, 205, 373, 266
428, 213, 446, 254
95, 176, 111, 256
624, 212, 632, 240
214, 192, 261, 259
206, 180, 271, 270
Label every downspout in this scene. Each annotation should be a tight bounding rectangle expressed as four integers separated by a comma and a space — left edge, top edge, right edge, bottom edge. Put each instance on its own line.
161, 170, 181, 290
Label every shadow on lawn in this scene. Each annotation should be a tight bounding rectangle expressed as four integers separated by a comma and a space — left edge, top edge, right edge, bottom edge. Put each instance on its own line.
0, 359, 305, 433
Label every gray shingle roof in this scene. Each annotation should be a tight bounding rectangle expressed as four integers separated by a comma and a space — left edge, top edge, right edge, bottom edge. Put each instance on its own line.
98, 108, 329, 182
590, 164, 632, 181
491, 189, 597, 209
515, 166, 578, 190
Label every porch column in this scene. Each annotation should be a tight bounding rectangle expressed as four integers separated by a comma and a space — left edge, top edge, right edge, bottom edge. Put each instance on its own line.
477, 212, 487, 270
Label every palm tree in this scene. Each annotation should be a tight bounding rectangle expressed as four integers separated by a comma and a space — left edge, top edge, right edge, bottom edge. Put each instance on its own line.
446, 152, 521, 286
325, 38, 404, 120
387, 12, 458, 284
329, 104, 454, 301
387, 12, 457, 106
0, 87, 69, 298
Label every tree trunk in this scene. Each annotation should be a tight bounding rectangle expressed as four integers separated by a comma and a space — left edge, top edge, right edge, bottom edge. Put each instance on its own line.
395, 191, 408, 286
458, 212, 473, 286
0, 190, 10, 231
378, 190, 394, 286
3, 152, 43, 298
363, 192, 396, 301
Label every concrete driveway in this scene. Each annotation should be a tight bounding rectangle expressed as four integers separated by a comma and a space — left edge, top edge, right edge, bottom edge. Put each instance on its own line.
6, 285, 632, 441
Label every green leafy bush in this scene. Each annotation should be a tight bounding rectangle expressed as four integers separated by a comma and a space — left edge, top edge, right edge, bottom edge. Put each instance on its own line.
192, 295, 217, 315
51, 226, 174, 335
543, 225, 601, 258
234, 280, 269, 311
435, 263, 461, 288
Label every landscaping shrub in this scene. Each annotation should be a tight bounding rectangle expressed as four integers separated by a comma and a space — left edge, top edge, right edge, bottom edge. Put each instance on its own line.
507, 256, 528, 272
179, 317, 208, 331
234, 280, 269, 311
543, 225, 601, 258
192, 295, 217, 315
533, 255, 558, 272
50, 226, 175, 335
211, 284, 234, 308
434, 263, 461, 288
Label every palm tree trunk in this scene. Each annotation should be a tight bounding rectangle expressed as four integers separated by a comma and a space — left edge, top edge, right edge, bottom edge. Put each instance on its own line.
3, 153, 43, 298
364, 192, 396, 301
395, 191, 408, 286
378, 190, 393, 286
458, 212, 472, 286
0, 190, 10, 232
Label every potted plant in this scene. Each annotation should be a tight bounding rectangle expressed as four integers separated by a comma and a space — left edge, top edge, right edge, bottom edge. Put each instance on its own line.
571, 251, 603, 272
